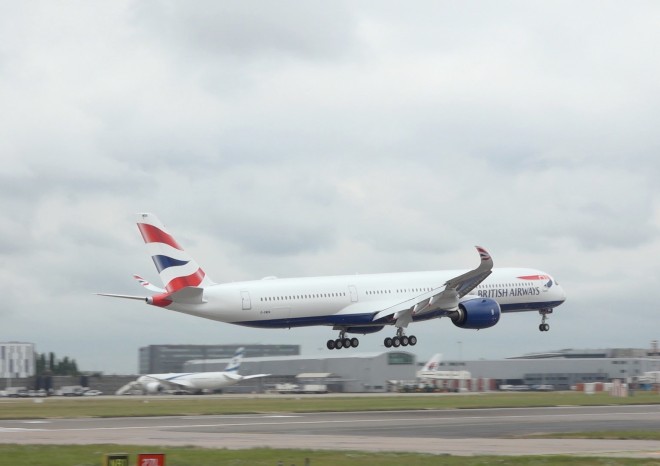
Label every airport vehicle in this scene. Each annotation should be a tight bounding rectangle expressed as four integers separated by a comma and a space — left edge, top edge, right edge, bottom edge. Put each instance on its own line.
100, 213, 566, 350
116, 347, 268, 395
274, 383, 328, 394
60, 385, 85, 396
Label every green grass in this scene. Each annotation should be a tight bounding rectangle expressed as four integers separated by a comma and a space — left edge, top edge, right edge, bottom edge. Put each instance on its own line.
1, 391, 659, 420
1, 445, 659, 466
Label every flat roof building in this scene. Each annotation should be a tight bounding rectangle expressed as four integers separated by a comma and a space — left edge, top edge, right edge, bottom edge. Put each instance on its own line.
139, 344, 300, 374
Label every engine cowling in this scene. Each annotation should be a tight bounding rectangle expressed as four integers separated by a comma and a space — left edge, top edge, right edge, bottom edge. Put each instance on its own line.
144, 381, 165, 394
451, 297, 501, 329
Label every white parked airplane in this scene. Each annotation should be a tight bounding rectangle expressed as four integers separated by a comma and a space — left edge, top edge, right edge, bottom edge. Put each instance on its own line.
100, 213, 566, 350
416, 353, 469, 380
116, 347, 269, 395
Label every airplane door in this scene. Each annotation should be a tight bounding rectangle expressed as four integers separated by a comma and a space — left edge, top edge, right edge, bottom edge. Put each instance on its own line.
240, 290, 251, 310
348, 285, 358, 302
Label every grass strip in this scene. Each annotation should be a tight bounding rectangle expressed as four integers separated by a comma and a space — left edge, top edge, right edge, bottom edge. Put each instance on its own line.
1, 445, 659, 466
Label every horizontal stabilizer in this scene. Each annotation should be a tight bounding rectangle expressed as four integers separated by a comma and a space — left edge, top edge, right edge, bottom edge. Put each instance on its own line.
168, 286, 206, 304
96, 293, 145, 301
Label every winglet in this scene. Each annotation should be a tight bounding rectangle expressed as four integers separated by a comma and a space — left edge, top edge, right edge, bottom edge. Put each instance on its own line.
475, 246, 493, 268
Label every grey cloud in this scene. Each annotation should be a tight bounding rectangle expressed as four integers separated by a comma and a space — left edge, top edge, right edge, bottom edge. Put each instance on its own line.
131, 0, 358, 60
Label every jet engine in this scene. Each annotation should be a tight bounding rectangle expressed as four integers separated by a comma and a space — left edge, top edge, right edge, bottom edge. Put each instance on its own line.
143, 381, 165, 394
450, 297, 501, 329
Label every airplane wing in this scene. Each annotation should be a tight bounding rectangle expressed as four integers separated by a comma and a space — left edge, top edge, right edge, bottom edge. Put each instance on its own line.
372, 246, 493, 324
140, 374, 195, 390
241, 373, 270, 380
224, 373, 270, 381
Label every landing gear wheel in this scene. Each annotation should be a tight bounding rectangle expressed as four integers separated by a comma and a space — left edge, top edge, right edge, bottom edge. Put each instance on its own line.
350, 337, 359, 348
384, 337, 393, 348
335, 338, 343, 349
392, 337, 401, 348
343, 338, 352, 348
538, 309, 552, 333
400, 336, 409, 346
327, 340, 335, 350
408, 335, 417, 346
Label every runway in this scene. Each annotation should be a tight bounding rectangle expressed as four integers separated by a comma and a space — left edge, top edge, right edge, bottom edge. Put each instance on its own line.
2, 405, 660, 457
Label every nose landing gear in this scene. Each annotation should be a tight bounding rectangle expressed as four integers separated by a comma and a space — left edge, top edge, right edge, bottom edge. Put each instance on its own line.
539, 309, 552, 332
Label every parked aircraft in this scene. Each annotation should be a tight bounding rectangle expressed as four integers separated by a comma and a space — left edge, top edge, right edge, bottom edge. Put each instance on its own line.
416, 353, 470, 381
100, 213, 566, 350
116, 347, 268, 395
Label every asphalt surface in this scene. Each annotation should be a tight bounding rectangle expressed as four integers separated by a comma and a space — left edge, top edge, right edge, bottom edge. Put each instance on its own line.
2, 405, 660, 457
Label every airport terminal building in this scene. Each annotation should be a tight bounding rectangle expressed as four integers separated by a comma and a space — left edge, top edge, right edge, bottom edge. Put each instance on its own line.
182, 346, 660, 393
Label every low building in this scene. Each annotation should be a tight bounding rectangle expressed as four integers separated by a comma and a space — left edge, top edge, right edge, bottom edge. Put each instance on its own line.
436, 348, 660, 390
139, 344, 300, 373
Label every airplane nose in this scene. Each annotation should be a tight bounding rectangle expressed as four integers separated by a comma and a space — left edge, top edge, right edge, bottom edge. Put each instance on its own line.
557, 284, 567, 303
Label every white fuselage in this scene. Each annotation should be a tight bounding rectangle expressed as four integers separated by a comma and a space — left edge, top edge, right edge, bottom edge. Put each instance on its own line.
138, 372, 239, 391
160, 267, 566, 330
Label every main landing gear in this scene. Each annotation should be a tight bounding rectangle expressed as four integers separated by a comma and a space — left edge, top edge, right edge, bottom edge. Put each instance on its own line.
539, 309, 552, 332
326, 330, 359, 350
384, 328, 417, 348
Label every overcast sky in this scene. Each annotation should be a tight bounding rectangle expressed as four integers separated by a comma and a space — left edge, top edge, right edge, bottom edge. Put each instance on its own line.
2, 1, 660, 374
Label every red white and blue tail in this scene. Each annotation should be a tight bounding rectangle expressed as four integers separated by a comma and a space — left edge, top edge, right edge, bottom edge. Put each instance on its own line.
136, 213, 215, 293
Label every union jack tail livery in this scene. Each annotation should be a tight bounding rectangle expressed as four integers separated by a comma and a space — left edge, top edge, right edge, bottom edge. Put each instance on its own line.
136, 213, 215, 292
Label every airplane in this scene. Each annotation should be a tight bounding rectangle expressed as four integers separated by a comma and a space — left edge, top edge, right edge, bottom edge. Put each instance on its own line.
418, 353, 443, 375
416, 353, 469, 381
99, 213, 566, 350
116, 347, 269, 395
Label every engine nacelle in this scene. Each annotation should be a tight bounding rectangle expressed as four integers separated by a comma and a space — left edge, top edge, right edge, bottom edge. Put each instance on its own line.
451, 297, 501, 329
144, 381, 164, 394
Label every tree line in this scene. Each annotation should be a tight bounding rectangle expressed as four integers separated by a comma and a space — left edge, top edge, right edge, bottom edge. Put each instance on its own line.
35, 352, 79, 376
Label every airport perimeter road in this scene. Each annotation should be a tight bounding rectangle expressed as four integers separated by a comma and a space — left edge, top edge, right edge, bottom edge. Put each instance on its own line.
2, 405, 660, 457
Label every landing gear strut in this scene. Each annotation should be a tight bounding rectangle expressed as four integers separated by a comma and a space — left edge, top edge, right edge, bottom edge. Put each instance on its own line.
384, 328, 417, 348
326, 330, 359, 350
539, 309, 552, 332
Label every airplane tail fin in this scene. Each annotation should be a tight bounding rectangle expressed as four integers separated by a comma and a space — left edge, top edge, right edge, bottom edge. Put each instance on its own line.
136, 213, 215, 293
225, 347, 245, 373
421, 353, 443, 371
